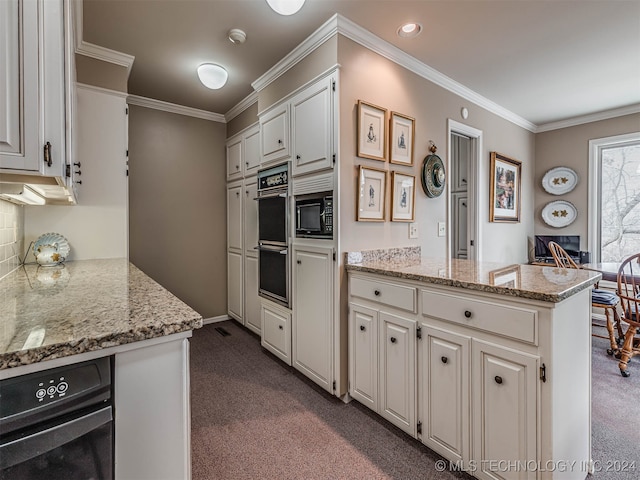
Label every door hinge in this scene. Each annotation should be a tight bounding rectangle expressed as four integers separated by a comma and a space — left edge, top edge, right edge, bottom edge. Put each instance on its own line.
126, 107, 129, 115
332, 381, 336, 391
417, 421, 422, 435
540, 363, 547, 382
332, 153, 336, 164
416, 326, 422, 339
43, 142, 52, 167
470, 240, 475, 246
332, 79, 336, 91
333, 252, 336, 261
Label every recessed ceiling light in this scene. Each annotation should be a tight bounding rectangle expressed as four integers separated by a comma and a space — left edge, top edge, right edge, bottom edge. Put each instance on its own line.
265, 0, 306, 16
197, 64, 228, 89
397, 22, 423, 38
228, 29, 246, 44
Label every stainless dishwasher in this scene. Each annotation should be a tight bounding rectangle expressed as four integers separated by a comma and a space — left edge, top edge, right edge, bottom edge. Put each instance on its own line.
0, 357, 113, 479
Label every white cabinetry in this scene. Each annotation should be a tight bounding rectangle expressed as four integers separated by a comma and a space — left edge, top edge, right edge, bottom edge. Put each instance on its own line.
226, 135, 242, 181
260, 103, 290, 165
292, 244, 334, 393
227, 124, 260, 181
261, 300, 291, 365
349, 304, 378, 410
1, 0, 73, 185
227, 181, 243, 252
243, 179, 260, 334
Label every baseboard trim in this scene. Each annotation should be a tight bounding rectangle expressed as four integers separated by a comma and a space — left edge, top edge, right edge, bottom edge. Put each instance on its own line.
202, 315, 231, 325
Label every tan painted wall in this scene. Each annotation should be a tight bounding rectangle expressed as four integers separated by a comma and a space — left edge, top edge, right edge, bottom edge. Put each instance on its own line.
534, 113, 640, 252
226, 102, 259, 139
128, 106, 227, 319
75, 54, 128, 92
337, 36, 535, 264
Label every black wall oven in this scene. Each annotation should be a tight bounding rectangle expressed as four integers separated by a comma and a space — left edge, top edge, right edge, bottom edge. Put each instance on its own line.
256, 163, 290, 308
0, 357, 113, 480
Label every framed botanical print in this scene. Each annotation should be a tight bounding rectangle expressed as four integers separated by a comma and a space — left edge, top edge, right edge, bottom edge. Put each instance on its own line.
357, 165, 387, 221
389, 112, 415, 166
357, 100, 387, 161
489, 152, 522, 222
391, 172, 415, 222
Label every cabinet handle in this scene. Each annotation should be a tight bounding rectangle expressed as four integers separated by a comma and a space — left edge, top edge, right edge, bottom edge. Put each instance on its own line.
462, 178, 467, 183
296, 154, 301, 159
278, 325, 283, 330
278, 139, 283, 145
494, 376, 503, 385
236, 191, 240, 196
464, 310, 472, 318
390, 337, 397, 344
441, 356, 448, 364
236, 165, 240, 170
246, 190, 249, 195
374, 289, 381, 296
43, 142, 52, 167
246, 161, 249, 166
360, 325, 366, 332
297, 260, 301, 264
462, 202, 467, 207
75, 180, 82, 185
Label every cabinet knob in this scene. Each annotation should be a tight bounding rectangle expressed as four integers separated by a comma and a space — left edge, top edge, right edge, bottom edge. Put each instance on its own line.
246, 161, 249, 166
360, 325, 366, 332
278, 325, 283, 330
296, 155, 301, 160
494, 376, 503, 385
374, 289, 381, 296
278, 139, 283, 145
441, 356, 448, 364
297, 260, 301, 264
390, 337, 397, 344
75, 180, 83, 185
464, 310, 472, 318
236, 164, 240, 169
236, 191, 240, 196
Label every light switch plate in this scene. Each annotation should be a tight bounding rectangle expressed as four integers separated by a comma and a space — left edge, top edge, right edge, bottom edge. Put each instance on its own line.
438, 222, 446, 237
409, 222, 418, 239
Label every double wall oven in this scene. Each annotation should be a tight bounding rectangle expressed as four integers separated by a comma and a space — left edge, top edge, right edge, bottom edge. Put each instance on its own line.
256, 163, 290, 308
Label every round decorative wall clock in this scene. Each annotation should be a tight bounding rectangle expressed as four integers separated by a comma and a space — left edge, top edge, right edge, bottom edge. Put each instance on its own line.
421, 143, 445, 198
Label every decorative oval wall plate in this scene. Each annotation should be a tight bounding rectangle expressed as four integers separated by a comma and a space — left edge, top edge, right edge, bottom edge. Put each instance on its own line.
541, 166, 578, 195
421, 154, 445, 198
33, 232, 71, 265
541, 200, 578, 228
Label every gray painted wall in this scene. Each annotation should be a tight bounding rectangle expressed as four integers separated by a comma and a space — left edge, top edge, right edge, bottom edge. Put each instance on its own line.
128, 106, 227, 319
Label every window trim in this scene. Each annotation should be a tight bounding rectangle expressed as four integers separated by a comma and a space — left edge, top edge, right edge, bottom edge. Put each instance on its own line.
588, 132, 640, 263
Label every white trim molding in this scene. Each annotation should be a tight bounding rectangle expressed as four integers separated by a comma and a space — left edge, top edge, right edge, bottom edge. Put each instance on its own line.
76, 82, 128, 99
202, 315, 231, 325
127, 94, 226, 122
537, 104, 640, 133
225, 91, 258, 123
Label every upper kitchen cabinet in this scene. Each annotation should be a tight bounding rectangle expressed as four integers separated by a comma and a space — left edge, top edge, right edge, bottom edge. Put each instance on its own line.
227, 124, 260, 181
0, 0, 74, 186
260, 103, 290, 166
290, 74, 335, 177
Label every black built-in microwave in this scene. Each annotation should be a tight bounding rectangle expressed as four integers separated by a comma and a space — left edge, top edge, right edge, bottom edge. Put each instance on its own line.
295, 193, 333, 238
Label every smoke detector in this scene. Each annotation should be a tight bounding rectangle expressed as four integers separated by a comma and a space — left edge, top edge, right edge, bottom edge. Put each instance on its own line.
228, 29, 246, 44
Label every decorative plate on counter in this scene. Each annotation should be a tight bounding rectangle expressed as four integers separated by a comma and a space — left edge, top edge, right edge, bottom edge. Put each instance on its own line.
541, 166, 578, 195
541, 200, 578, 228
542, 266, 578, 285
33, 232, 70, 265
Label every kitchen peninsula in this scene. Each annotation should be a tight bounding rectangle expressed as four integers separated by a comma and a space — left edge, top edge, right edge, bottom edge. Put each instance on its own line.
0, 258, 203, 479
346, 247, 600, 480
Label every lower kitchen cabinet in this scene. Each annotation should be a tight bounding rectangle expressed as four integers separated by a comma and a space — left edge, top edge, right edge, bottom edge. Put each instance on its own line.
419, 324, 470, 465
349, 304, 378, 410
292, 244, 334, 393
244, 255, 260, 334
261, 300, 291, 365
227, 251, 243, 322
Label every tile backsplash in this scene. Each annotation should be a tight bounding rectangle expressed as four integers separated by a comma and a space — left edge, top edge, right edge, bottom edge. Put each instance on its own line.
0, 199, 24, 280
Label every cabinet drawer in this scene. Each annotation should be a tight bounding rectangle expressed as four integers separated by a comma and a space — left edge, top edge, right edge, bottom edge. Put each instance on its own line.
351, 276, 417, 313
421, 290, 537, 344
261, 303, 291, 365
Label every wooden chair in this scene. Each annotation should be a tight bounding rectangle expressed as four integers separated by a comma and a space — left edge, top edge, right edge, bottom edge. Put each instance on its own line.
616, 253, 640, 377
548, 241, 622, 355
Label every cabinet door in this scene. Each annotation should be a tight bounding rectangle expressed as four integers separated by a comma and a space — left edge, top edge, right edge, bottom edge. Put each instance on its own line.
349, 303, 378, 411
292, 245, 333, 392
291, 76, 333, 177
261, 301, 291, 365
260, 103, 289, 164
472, 340, 538, 480
227, 182, 243, 252
243, 180, 258, 254
379, 311, 416, 436
226, 135, 242, 180
243, 125, 261, 175
244, 255, 260, 334
227, 251, 243, 322
420, 324, 470, 464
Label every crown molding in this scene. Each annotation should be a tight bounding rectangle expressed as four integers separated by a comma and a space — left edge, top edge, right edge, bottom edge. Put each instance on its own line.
535, 104, 640, 133
76, 82, 128, 99
127, 95, 226, 122
73, 0, 135, 77
225, 91, 259, 122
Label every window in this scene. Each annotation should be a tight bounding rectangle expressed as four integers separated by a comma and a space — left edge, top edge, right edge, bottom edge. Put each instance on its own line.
589, 133, 640, 262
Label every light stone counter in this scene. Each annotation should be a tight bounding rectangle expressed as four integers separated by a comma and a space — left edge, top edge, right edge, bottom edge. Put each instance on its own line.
0, 258, 203, 370
345, 247, 601, 303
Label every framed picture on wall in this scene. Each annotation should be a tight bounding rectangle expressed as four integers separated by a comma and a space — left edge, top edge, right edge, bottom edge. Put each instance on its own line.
357, 100, 387, 161
391, 172, 415, 222
389, 112, 415, 166
357, 165, 387, 221
489, 152, 522, 222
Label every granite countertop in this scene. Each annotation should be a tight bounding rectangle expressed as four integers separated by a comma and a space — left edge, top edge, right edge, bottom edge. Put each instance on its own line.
0, 259, 203, 370
345, 247, 602, 303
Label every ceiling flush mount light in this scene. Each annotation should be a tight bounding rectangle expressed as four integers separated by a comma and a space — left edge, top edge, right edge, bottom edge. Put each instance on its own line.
197, 63, 228, 89
228, 29, 246, 44
397, 22, 423, 38
265, 0, 306, 16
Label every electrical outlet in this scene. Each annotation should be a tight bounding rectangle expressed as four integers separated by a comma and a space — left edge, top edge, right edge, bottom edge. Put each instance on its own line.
438, 222, 446, 237
409, 223, 418, 239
